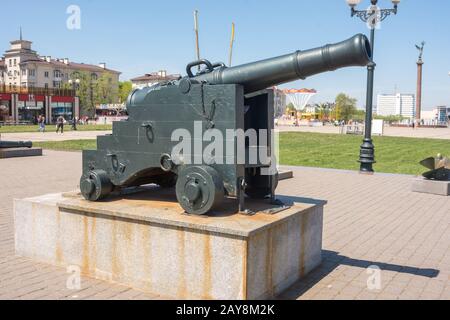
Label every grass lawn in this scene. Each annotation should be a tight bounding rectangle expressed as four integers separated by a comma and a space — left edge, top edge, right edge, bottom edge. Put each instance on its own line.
280, 132, 449, 175
34, 132, 450, 175
35, 139, 97, 152
0, 124, 112, 133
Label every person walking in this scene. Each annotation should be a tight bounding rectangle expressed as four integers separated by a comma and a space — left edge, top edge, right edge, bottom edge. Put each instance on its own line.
56, 115, 65, 134
37, 115, 42, 132
39, 115, 46, 133
71, 116, 78, 131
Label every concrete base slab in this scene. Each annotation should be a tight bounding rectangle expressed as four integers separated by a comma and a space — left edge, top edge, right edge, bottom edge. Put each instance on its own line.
412, 177, 450, 196
14, 187, 325, 300
0, 147, 42, 159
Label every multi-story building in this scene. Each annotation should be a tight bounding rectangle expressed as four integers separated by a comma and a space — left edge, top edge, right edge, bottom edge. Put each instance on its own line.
130, 70, 181, 89
376, 93, 415, 119
0, 36, 120, 123
421, 106, 450, 124
436, 106, 450, 123
273, 87, 287, 118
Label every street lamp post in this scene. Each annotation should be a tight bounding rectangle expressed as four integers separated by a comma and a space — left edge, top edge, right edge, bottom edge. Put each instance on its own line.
346, 0, 400, 173
68, 78, 80, 124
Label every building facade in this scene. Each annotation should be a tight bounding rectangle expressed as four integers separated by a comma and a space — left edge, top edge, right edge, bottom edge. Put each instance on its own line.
273, 87, 287, 118
376, 93, 415, 119
421, 106, 450, 124
130, 70, 181, 89
0, 37, 120, 124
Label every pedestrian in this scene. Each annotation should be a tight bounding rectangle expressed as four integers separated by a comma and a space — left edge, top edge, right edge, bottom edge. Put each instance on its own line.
56, 115, 65, 134
72, 116, 78, 131
37, 115, 42, 132
39, 115, 46, 133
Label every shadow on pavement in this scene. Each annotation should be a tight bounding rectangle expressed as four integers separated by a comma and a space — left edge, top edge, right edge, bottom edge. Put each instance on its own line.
278, 250, 440, 299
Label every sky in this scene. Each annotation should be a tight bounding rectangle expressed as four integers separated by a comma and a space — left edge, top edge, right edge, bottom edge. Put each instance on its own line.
1, 0, 449, 110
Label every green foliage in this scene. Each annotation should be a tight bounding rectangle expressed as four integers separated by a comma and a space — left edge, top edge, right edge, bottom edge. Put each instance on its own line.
93, 73, 119, 106
65, 71, 95, 117
66, 72, 119, 117
315, 103, 335, 120
374, 114, 406, 123
335, 93, 357, 122
351, 109, 366, 122
285, 103, 296, 113
119, 81, 133, 104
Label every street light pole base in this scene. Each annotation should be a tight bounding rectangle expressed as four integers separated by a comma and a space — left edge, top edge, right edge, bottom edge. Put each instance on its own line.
359, 138, 376, 173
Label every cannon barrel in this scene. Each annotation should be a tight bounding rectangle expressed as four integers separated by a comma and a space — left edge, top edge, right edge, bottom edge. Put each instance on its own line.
0, 141, 33, 149
191, 34, 371, 93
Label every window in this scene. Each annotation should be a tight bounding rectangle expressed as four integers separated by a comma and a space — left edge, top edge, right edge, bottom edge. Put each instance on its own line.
53, 70, 62, 78
13, 59, 17, 66
51, 102, 73, 122
53, 81, 61, 88
28, 69, 36, 77
22, 69, 26, 76
44, 83, 48, 89
91, 73, 98, 81
44, 71, 49, 78
9, 59, 12, 67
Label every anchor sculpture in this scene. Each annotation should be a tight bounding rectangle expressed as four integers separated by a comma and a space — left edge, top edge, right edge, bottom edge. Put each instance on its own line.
420, 154, 450, 181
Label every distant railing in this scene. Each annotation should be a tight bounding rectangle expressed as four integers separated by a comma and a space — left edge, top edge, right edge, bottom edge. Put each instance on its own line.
0, 84, 75, 96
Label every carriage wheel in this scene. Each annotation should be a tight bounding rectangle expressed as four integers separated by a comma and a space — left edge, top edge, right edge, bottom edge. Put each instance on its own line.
176, 166, 224, 215
80, 169, 113, 201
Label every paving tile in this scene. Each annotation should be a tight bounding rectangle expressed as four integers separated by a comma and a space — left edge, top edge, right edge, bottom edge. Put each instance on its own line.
1, 151, 449, 300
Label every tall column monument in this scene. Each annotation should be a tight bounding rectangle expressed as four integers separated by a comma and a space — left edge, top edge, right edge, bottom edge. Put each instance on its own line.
415, 41, 425, 126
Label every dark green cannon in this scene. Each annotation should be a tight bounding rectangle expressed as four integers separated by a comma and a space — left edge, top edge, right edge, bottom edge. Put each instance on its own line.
80, 34, 371, 215
0, 141, 33, 149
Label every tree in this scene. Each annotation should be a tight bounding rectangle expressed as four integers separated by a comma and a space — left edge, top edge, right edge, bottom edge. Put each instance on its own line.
335, 93, 357, 122
118, 81, 133, 104
65, 71, 95, 117
374, 114, 406, 123
315, 102, 334, 121
66, 72, 120, 117
285, 103, 296, 115
93, 72, 119, 106
352, 109, 366, 122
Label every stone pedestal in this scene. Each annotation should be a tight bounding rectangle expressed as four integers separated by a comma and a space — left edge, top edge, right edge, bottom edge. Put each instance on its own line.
14, 188, 324, 300
412, 177, 450, 196
0, 147, 42, 159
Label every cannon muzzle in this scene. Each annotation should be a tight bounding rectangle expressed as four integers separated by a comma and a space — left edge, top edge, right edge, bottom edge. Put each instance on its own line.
190, 34, 371, 93
0, 141, 33, 149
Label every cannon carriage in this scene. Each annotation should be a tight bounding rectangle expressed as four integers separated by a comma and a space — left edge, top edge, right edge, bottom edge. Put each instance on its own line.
80, 34, 371, 215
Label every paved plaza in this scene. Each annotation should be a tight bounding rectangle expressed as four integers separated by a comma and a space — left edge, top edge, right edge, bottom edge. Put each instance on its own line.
1, 131, 112, 142
0, 150, 449, 300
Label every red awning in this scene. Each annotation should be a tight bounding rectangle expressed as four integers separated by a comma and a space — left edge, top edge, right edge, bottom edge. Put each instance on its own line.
18, 94, 45, 102
0, 93, 12, 100
51, 96, 75, 103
